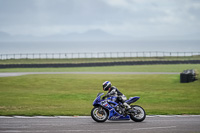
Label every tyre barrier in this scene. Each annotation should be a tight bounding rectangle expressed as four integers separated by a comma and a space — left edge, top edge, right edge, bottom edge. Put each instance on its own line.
180, 69, 197, 83
0, 60, 200, 69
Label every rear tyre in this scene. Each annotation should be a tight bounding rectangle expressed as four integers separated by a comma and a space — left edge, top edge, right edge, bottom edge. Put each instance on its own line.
130, 105, 146, 122
91, 106, 108, 122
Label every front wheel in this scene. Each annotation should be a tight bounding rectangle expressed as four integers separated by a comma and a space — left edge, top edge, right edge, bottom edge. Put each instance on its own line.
130, 105, 146, 122
91, 106, 108, 122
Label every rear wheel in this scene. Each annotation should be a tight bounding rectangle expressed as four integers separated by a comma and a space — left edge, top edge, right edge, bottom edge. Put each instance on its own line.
91, 106, 108, 122
130, 105, 146, 122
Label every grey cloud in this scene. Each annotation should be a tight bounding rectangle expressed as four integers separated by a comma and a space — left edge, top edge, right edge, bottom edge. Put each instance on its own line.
0, 0, 199, 39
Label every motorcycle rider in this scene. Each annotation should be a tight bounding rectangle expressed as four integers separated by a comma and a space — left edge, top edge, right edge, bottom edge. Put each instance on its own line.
102, 81, 133, 113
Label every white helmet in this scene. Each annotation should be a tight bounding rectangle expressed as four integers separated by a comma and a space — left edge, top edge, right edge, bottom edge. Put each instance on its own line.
103, 81, 111, 91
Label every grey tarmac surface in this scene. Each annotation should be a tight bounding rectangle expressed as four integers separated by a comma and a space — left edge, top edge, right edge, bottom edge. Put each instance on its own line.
0, 115, 200, 133
0, 72, 180, 77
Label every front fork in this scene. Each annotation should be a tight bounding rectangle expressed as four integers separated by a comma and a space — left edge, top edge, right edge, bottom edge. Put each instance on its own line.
98, 106, 104, 115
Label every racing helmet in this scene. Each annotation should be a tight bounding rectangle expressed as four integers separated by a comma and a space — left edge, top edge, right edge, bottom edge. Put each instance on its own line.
103, 81, 111, 91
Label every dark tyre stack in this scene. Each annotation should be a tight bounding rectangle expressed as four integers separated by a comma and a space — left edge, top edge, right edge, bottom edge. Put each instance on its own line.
180, 69, 197, 83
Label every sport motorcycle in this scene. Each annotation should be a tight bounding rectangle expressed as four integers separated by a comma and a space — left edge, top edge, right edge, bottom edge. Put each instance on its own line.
91, 92, 146, 122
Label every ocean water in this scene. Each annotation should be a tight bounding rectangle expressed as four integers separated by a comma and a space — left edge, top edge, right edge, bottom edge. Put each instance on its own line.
0, 40, 200, 59
0, 40, 200, 54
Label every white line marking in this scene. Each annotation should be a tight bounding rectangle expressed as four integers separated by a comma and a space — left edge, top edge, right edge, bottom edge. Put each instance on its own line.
0, 115, 200, 119
0, 130, 48, 133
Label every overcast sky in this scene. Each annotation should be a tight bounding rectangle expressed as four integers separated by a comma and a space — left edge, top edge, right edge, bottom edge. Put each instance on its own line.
0, 0, 200, 39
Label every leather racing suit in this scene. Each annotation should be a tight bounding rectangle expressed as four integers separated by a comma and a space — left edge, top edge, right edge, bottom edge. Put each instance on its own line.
103, 86, 131, 109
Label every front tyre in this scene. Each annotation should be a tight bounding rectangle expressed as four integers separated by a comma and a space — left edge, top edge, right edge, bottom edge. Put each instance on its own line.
130, 105, 146, 122
91, 106, 108, 122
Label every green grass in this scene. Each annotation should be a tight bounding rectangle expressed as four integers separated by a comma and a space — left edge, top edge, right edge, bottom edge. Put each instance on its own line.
0, 64, 200, 115
0, 64, 200, 73
0, 74, 200, 116
0, 55, 200, 64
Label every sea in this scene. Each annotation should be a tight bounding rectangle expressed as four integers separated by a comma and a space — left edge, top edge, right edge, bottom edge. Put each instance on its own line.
0, 40, 200, 59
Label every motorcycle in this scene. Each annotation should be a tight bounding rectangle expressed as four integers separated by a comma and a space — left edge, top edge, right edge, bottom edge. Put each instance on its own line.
91, 92, 146, 122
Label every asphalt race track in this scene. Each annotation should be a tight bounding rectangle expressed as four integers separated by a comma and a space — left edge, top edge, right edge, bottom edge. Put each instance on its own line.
0, 115, 200, 133
0, 72, 179, 77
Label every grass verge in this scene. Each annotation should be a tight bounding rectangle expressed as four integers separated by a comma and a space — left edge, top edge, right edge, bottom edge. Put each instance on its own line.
0, 74, 199, 116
